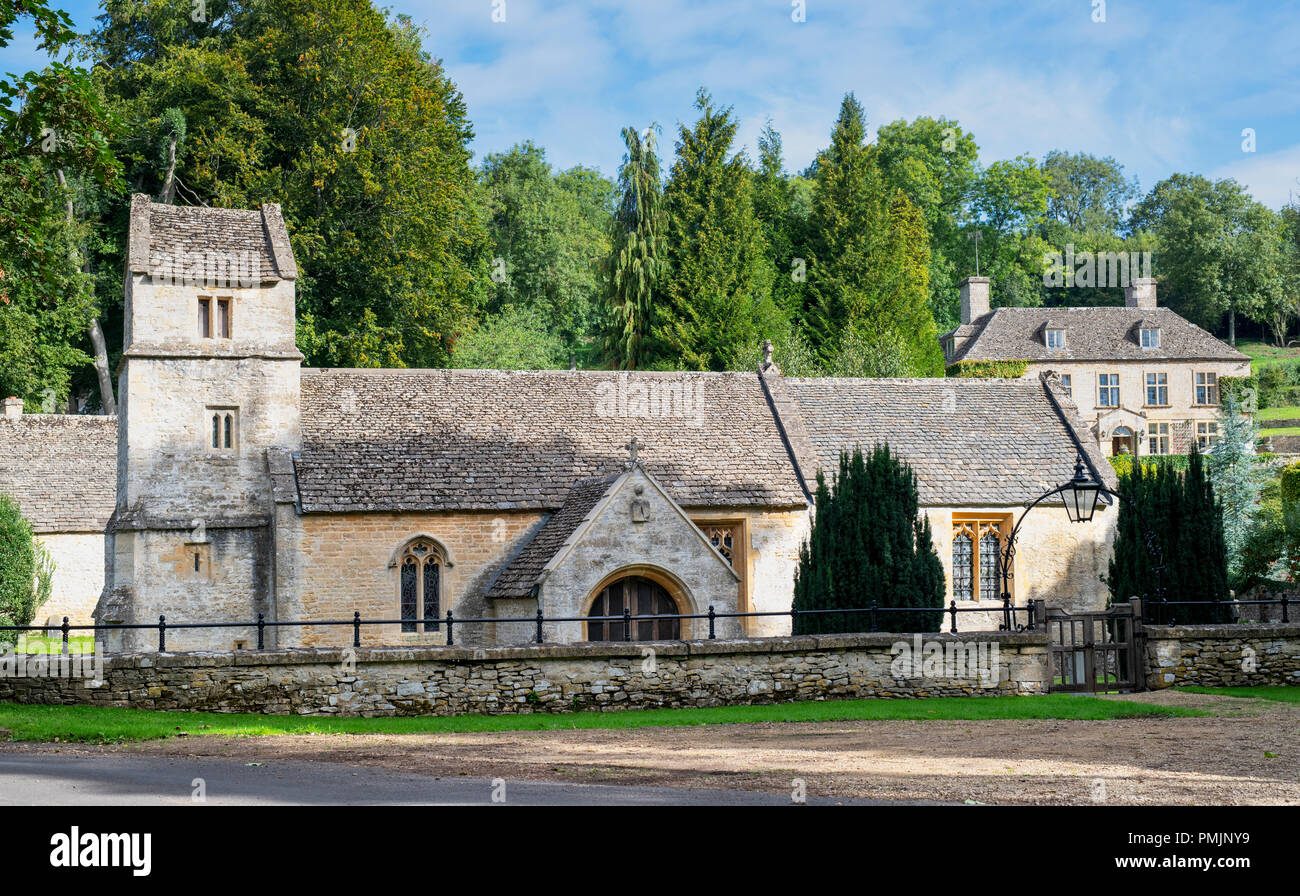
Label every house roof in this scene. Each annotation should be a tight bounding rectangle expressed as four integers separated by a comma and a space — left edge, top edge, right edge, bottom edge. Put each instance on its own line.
295, 369, 810, 513
785, 374, 1116, 506
484, 471, 622, 599
942, 306, 1248, 364
126, 193, 297, 282
0, 415, 117, 533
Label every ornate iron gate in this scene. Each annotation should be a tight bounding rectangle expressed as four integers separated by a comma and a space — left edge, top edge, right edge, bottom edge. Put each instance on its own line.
1046, 604, 1143, 693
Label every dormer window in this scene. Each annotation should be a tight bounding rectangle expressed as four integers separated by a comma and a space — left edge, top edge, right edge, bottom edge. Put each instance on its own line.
1139, 327, 1160, 349
1045, 328, 1066, 349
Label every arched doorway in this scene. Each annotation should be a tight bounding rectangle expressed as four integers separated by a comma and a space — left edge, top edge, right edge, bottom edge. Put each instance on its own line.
586, 575, 681, 641
1112, 426, 1135, 456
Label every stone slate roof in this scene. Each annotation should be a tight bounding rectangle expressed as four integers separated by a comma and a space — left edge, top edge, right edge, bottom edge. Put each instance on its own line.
943, 307, 1248, 363
0, 415, 117, 533
786, 376, 1116, 506
485, 472, 621, 599
127, 193, 297, 282
296, 369, 809, 512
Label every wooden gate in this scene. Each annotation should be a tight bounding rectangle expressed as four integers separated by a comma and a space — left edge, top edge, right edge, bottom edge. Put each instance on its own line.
1045, 604, 1143, 693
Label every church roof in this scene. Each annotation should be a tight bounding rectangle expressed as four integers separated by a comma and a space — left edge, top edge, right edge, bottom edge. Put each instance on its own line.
295, 369, 810, 512
126, 193, 298, 282
484, 471, 622, 599
0, 414, 118, 533
942, 306, 1248, 363
785, 374, 1117, 506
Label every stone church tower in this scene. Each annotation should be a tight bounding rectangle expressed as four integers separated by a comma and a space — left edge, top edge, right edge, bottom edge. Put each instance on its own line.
97, 195, 302, 650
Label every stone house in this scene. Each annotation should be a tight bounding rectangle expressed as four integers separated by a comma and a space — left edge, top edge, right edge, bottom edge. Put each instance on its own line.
0, 196, 1118, 650
941, 276, 1251, 457
0, 401, 116, 629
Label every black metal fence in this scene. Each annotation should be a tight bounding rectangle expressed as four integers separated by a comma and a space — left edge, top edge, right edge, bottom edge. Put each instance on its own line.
1141, 595, 1291, 626
1, 597, 1038, 654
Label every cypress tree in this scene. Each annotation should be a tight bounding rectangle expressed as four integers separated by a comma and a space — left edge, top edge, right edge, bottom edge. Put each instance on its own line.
1106, 447, 1228, 623
792, 445, 944, 633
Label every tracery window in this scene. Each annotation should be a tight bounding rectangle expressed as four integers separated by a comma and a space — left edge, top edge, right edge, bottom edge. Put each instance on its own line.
952, 519, 1007, 602
399, 541, 441, 633
704, 524, 739, 567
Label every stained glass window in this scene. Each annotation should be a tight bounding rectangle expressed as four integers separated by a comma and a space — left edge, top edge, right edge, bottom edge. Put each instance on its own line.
980, 532, 1000, 602
952, 532, 974, 602
399, 541, 442, 634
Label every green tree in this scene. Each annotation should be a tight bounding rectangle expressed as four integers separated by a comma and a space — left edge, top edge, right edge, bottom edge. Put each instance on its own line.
1041, 150, 1138, 235
450, 304, 568, 370
801, 95, 943, 373
88, 0, 490, 368
1206, 394, 1263, 587
793, 445, 945, 634
1, 0, 122, 408
876, 116, 979, 329
476, 142, 613, 364
600, 124, 665, 369
752, 120, 807, 319
1107, 448, 1228, 622
967, 155, 1054, 310
654, 89, 779, 370
1130, 174, 1284, 343
0, 494, 52, 645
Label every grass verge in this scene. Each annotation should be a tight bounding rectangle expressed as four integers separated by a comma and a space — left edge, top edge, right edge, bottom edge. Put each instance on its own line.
1175, 686, 1300, 703
0, 696, 1205, 744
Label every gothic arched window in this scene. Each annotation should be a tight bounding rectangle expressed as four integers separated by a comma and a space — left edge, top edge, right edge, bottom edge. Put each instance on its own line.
399, 541, 442, 633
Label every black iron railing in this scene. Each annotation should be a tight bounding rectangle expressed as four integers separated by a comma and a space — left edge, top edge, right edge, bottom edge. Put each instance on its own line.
0, 596, 1037, 654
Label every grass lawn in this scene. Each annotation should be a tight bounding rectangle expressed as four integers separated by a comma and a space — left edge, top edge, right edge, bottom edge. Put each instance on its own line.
0, 696, 1205, 744
1176, 686, 1300, 703
1256, 406, 1300, 421
1259, 426, 1300, 437
1238, 339, 1300, 366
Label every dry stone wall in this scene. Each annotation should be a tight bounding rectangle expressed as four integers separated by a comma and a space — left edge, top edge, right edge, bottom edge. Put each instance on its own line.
1143, 623, 1300, 689
0, 632, 1050, 717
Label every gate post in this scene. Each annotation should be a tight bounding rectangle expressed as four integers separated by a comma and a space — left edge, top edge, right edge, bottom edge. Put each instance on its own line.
1129, 596, 1148, 692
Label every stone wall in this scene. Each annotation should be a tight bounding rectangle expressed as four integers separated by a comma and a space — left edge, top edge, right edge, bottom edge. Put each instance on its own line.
0, 631, 1051, 716
34, 533, 107, 627
1143, 623, 1300, 689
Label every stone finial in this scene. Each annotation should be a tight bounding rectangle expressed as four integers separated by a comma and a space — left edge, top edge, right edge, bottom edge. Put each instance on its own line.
624, 436, 644, 465
763, 339, 774, 367
2, 397, 22, 418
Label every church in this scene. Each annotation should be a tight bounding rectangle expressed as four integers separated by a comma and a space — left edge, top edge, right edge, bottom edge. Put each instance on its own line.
0, 196, 1118, 652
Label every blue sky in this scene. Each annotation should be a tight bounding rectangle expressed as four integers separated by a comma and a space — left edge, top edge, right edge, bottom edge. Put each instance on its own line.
6, 0, 1300, 207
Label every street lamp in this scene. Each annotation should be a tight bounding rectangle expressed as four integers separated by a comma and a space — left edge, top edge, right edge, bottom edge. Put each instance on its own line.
996, 453, 1112, 630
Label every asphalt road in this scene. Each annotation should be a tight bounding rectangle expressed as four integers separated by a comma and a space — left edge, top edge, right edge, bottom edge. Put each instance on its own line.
0, 753, 882, 806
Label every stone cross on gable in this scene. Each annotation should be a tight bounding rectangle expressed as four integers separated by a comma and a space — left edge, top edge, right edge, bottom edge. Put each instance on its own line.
624, 436, 645, 465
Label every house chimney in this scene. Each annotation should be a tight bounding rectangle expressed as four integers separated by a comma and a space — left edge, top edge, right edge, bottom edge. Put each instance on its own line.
959, 276, 991, 324
2, 397, 22, 418
1125, 277, 1157, 309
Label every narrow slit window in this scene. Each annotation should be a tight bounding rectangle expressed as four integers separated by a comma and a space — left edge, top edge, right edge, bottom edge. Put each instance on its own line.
198, 297, 212, 338
216, 298, 232, 338
211, 413, 221, 449
224, 413, 233, 449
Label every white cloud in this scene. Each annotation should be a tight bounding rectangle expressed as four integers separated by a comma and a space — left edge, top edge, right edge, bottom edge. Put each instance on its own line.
1212, 143, 1300, 209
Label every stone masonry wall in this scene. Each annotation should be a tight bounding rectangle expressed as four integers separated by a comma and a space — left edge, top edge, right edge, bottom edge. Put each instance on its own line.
0, 632, 1050, 717
1143, 623, 1300, 689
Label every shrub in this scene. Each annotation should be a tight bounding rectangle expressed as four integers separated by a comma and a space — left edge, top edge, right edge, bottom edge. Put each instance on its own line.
945, 359, 1031, 378
0, 494, 51, 646
1105, 449, 1228, 622
792, 445, 945, 633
